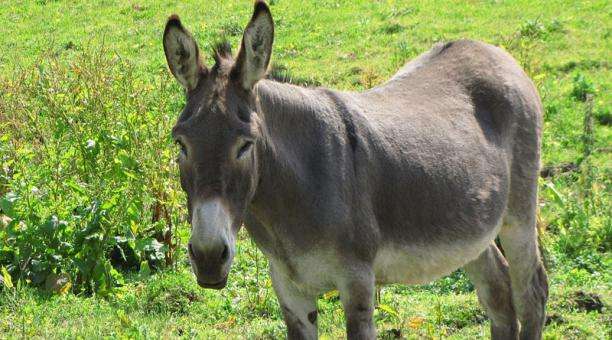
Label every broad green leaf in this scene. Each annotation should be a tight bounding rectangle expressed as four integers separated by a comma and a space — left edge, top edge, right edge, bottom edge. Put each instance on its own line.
377, 303, 399, 318
139, 261, 151, 278
1, 266, 13, 289
323, 289, 339, 300
544, 181, 565, 207
0, 192, 19, 219
66, 180, 86, 195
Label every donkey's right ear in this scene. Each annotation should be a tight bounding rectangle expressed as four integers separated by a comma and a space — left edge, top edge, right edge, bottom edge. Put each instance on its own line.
163, 15, 206, 91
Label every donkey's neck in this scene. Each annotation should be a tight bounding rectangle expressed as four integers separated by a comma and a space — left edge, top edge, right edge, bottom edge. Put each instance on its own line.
254, 78, 337, 185
257, 79, 334, 138
256, 79, 335, 136
248, 79, 343, 231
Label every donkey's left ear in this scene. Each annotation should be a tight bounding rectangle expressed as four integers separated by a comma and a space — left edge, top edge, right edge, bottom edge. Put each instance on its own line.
232, 1, 274, 90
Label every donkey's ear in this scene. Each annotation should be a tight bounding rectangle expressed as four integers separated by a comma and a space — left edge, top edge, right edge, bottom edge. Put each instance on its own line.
163, 15, 205, 91
232, 1, 274, 90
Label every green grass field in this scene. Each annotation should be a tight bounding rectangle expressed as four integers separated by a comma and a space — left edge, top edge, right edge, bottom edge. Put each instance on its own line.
0, 0, 610, 338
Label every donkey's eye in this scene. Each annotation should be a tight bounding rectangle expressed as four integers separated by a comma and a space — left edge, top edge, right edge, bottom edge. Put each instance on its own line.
237, 141, 253, 159
237, 109, 251, 123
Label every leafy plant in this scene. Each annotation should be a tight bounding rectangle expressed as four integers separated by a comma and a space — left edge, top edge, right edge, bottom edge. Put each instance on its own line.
570, 73, 596, 102
0, 48, 186, 294
540, 95, 610, 272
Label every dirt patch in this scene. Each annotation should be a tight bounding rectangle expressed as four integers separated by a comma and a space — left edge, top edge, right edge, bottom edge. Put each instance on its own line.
546, 312, 566, 325
540, 162, 578, 178
571, 291, 605, 313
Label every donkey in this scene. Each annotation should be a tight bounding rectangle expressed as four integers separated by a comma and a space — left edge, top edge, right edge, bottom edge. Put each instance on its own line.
162, 1, 548, 339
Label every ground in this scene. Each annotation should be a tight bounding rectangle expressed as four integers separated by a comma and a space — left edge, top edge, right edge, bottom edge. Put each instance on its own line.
0, 0, 610, 339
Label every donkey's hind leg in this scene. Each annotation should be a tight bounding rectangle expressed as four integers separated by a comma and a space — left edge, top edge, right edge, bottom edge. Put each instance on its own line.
499, 215, 548, 340
464, 243, 519, 340
499, 159, 548, 339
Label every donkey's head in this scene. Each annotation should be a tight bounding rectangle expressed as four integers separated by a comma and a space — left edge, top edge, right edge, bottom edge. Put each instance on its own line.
163, 1, 273, 289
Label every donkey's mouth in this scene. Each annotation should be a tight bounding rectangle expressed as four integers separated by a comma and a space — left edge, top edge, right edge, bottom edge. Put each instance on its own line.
197, 276, 228, 289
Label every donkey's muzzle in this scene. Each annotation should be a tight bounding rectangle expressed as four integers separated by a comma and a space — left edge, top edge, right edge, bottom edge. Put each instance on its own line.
188, 198, 235, 289
188, 242, 230, 289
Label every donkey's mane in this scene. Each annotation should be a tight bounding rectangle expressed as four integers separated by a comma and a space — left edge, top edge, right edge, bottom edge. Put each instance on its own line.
209, 38, 319, 87
211, 40, 233, 66
266, 64, 321, 87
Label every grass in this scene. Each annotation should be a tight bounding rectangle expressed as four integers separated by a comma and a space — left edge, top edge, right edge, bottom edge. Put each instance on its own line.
0, 0, 610, 338
0, 265, 609, 339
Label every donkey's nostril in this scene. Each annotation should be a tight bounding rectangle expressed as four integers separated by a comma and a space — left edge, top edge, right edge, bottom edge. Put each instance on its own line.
220, 244, 229, 262
189, 242, 228, 263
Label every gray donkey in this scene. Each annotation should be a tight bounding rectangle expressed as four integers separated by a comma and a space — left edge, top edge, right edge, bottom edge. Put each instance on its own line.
162, 1, 548, 339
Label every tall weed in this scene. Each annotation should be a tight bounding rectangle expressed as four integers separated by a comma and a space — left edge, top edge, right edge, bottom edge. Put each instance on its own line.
0, 48, 186, 293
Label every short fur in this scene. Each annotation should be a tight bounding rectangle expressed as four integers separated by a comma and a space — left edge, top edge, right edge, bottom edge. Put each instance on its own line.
163, 2, 548, 339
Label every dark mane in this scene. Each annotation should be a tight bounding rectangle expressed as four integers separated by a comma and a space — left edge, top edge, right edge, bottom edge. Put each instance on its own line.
210, 39, 320, 87
212, 40, 233, 66
266, 63, 321, 87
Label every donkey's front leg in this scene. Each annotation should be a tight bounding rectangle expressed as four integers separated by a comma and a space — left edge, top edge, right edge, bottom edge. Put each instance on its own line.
339, 270, 376, 340
270, 265, 318, 340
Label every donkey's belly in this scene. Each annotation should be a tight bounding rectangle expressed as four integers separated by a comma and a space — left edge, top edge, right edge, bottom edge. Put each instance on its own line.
373, 222, 501, 285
